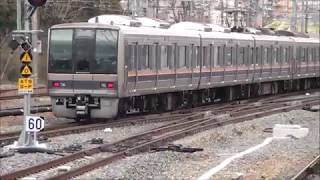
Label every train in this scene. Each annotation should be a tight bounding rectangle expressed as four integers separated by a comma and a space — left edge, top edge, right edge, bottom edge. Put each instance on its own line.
47, 20, 320, 121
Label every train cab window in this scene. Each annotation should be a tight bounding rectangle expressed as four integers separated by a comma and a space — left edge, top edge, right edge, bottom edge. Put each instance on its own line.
203, 46, 210, 67
49, 29, 73, 73
74, 29, 95, 72
138, 45, 149, 70
178, 46, 186, 68
160, 46, 168, 69
93, 29, 118, 74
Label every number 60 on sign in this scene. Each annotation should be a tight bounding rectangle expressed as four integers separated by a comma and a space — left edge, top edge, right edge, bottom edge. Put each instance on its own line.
25, 116, 45, 132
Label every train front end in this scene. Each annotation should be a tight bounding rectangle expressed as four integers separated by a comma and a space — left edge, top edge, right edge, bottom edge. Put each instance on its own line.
47, 23, 120, 120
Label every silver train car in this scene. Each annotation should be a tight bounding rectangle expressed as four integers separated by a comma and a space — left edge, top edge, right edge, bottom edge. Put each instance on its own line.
47, 23, 320, 120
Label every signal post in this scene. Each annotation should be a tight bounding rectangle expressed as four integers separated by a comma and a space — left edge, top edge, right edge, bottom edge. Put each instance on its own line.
9, 0, 48, 152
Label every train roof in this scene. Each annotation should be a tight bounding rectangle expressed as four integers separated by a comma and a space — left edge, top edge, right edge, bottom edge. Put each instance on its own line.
50, 22, 120, 30
49, 22, 319, 44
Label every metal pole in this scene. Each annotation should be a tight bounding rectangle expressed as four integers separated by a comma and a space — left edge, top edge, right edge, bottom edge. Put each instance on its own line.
234, 0, 238, 27
305, 0, 308, 33
18, 0, 32, 146
291, 0, 297, 31
17, 0, 22, 30
301, 0, 305, 32
220, 0, 224, 26
32, 9, 39, 90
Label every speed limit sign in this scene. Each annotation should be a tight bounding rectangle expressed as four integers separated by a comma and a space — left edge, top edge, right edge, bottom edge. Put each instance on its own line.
25, 116, 45, 132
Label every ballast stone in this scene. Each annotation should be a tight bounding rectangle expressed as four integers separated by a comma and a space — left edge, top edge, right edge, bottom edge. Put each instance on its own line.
273, 124, 309, 139
57, 165, 71, 172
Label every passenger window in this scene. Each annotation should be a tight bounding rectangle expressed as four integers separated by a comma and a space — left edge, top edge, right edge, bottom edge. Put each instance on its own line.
249, 47, 254, 65
218, 46, 224, 66
238, 47, 245, 65
212, 46, 218, 67
308, 48, 312, 62
273, 47, 279, 64
186, 46, 192, 68
192, 46, 200, 68
317, 48, 320, 63
203, 46, 210, 67
125, 44, 135, 71
167, 45, 174, 69
262, 47, 267, 65
300, 47, 306, 62
267, 47, 272, 65
178, 46, 186, 68
283, 47, 288, 63
137, 45, 148, 70
225, 47, 232, 66
148, 45, 156, 70
160, 46, 168, 69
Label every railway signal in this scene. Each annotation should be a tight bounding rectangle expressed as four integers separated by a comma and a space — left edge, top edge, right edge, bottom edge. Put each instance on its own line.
28, 0, 47, 7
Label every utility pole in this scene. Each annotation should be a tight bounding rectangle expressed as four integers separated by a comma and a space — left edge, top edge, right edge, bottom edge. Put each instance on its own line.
234, 0, 238, 27
220, 0, 224, 26
156, 0, 159, 18
301, 0, 305, 32
305, 0, 308, 33
291, 0, 297, 31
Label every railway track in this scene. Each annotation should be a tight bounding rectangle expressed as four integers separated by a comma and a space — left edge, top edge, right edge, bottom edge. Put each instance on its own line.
292, 155, 320, 180
0, 104, 52, 117
0, 87, 47, 101
0, 90, 318, 145
0, 99, 251, 146
1, 96, 318, 180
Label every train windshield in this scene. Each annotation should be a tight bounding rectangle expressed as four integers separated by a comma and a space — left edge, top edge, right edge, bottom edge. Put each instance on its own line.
49, 28, 118, 74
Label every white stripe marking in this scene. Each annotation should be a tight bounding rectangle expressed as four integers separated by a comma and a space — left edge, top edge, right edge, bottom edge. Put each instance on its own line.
197, 137, 287, 180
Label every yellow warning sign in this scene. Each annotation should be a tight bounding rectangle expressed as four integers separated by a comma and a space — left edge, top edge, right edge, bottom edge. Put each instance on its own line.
20, 65, 32, 76
18, 78, 33, 94
20, 52, 32, 63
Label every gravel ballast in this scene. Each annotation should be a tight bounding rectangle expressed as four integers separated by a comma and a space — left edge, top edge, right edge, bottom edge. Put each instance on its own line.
75, 110, 319, 180
0, 121, 169, 176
